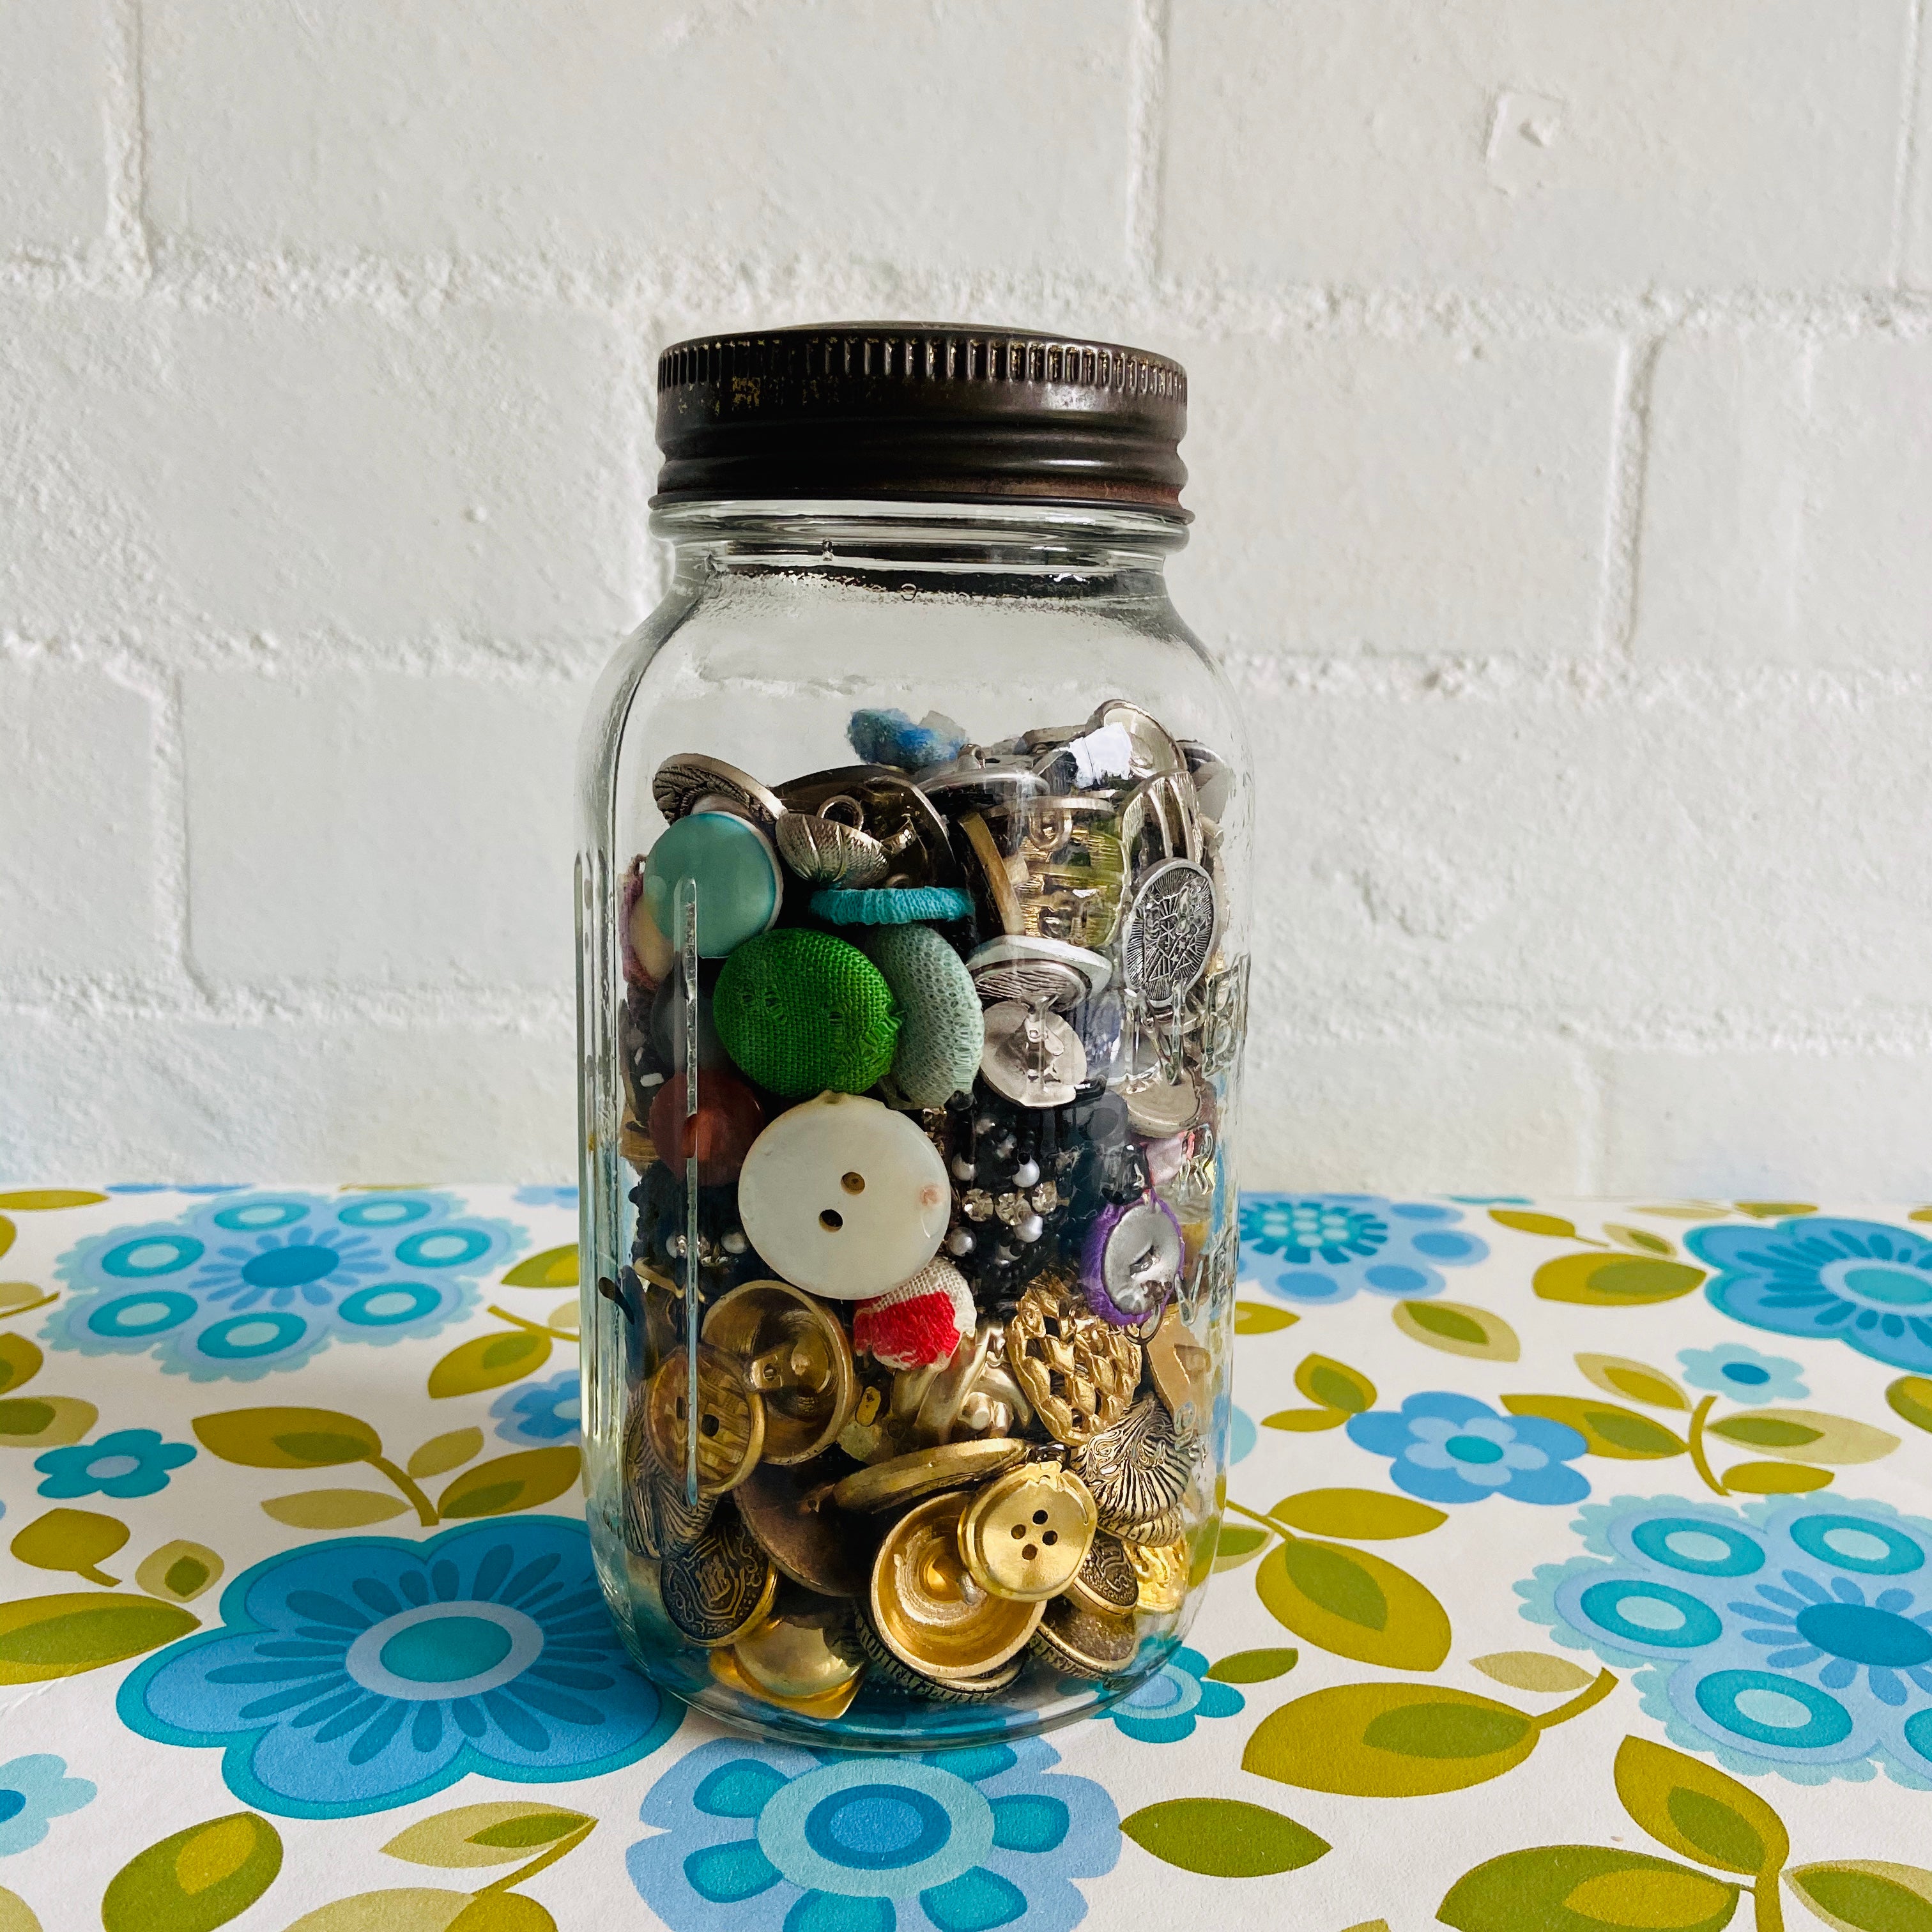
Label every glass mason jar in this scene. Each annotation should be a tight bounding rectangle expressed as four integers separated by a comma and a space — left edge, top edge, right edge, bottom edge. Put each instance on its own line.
576, 325, 1250, 1750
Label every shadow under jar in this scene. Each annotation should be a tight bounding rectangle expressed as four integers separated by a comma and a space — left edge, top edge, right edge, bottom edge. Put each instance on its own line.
576, 323, 1252, 1750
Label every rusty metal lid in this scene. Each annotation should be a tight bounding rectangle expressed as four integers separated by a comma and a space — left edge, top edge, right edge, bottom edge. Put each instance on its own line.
653, 323, 1189, 518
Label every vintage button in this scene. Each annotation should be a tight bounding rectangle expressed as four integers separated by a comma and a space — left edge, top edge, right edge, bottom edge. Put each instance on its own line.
713, 931, 901, 1098
1031, 1595, 1138, 1680
774, 809, 891, 888
957, 1462, 1097, 1602
811, 885, 975, 924
626, 871, 677, 984
964, 935, 1111, 1014
709, 1644, 862, 1721
852, 1614, 1025, 1703
1124, 1536, 1190, 1615
916, 753, 1046, 818
1123, 1069, 1204, 1139
1121, 857, 1216, 1008
653, 752, 785, 828
737, 1092, 950, 1300
853, 1258, 976, 1372
620, 1402, 714, 1558
645, 1346, 765, 1497
648, 1069, 765, 1186
1085, 700, 1189, 781
1081, 1198, 1185, 1328
1071, 1395, 1195, 1542
870, 1491, 1043, 1682
1144, 1303, 1215, 1433
900, 1318, 1034, 1443
1177, 739, 1234, 822
702, 1280, 856, 1464
732, 1460, 871, 1598
642, 810, 785, 959
980, 1000, 1087, 1109
831, 1436, 1026, 1514
958, 811, 1025, 935
862, 924, 983, 1110
776, 765, 957, 887
1066, 1529, 1141, 1618
1005, 1275, 1141, 1446
732, 1612, 864, 1701
1119, 771, 1205, 871
1004, 799, 1128, 951
660, 1504, 778, 1647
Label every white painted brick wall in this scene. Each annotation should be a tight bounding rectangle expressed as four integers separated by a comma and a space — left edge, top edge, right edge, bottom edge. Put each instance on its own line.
4, 1, 1930, 1194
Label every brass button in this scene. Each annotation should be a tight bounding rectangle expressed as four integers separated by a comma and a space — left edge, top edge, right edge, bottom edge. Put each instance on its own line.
646, 1346, 765, 1497
620, 1399, 714, 1558
1066, 1530, 1141, 1618
870, 1491, 1042, 1682
734, 1460, 871, 1600
1124, 1536, 1190, 1615
957, 1462, 1096, 1603
1006, 1275, 1140, 1446
1071, 1395, 1197, 1543
853, 1614, 1026, 1703
702, 1280, 856, 1465
831, 1437, 1026, 1514
660, 1505, 777, 1647
1031, 1594, 1138, 1680
709, 1645, 861, 1721
652, 751, 785, 828
733, 1613, 863, 1701
1145, 1303, 1215, 1432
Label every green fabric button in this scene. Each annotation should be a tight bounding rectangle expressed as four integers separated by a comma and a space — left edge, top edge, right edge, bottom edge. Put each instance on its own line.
713, 929, 901, 1098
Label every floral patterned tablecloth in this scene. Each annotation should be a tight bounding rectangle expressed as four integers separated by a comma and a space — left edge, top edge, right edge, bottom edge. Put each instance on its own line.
2, 1185, 1930, 1932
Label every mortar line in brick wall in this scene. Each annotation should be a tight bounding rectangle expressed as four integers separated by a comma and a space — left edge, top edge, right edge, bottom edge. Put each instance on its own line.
18, 629, 1932, 710
8, 241, 1932, 344
1893, 0, 1929, 286
1595, 328, 1667, 659
102, 0, 152, 286
11, 975, 1931, 1062
1124, 0, 1170, 288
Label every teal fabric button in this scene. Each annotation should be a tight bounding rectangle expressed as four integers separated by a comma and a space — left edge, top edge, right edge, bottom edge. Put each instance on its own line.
810, 887, 974, 925
643, 811, 783, 959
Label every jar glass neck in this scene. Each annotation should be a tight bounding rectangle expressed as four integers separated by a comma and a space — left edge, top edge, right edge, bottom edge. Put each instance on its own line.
650, 498, 1186, 576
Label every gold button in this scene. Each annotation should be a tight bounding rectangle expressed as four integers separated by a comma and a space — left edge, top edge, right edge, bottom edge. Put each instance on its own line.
870, 1491, 1042, 1682
646, 1346, 765, 1497
659, 1506, 777, 1647
709, 1645, 862, 1721
831, 1437, 1026, 1514
733, 1613, 862, 1701
1005, 1275, 1140, 1446
1071, 1395, 1197, 1542
1144, 1303, 1215, 1432
1031, 1595, 1137, 1680
733, 1460, 871, 1600
702, 1280, 857, 1466
1124, 1536, 1190, 1615
957, 1462, 1096, 1602
620, 1399, 714, 1558
1066, 1529, 1140, 1618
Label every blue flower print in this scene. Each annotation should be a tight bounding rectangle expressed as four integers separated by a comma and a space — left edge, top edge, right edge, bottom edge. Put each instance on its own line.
0, 1754, 95, 1856
1689, 1216, 1932, 1375
1097, 1647, 1243, 1745
1348, 1393, 1590, 1506
1676, 1343, 1808, 1407
117, 1516, 678, 1818
35, 1427, 196, 1499
491, 1370, 581, 1446
630, 1735, 1119, 1932
1238, 1194, 1485, 1305
1519, 1494, 1932, 1786
513, 1184, 578, 1210
50, 1190, 522, 1381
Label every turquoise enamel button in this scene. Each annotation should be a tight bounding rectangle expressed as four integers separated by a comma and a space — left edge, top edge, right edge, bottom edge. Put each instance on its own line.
642, 810, 784, 959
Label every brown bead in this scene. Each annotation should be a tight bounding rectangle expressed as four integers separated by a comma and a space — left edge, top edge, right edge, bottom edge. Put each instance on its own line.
649, 1069, 766, 1186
